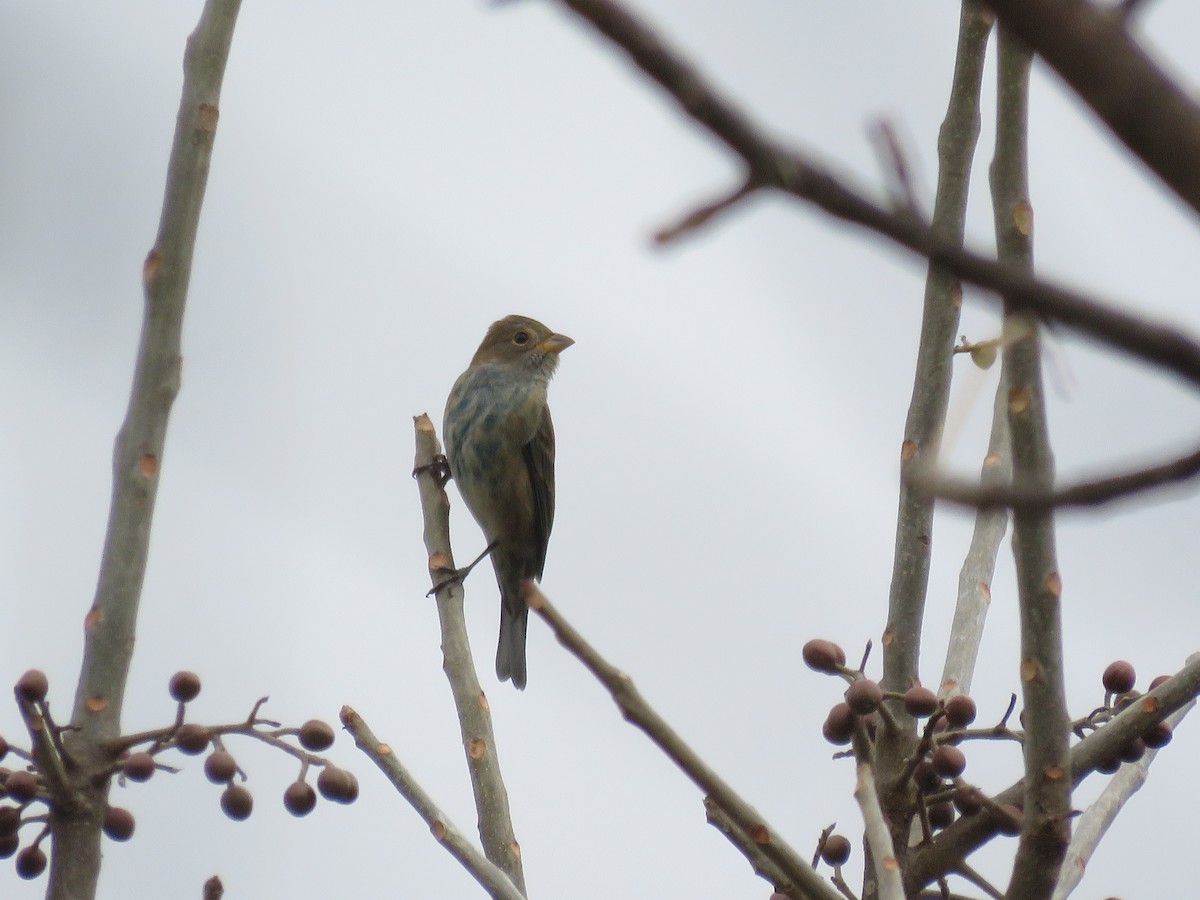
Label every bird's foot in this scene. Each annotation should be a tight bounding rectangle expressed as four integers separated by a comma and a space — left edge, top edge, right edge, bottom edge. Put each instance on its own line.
412, 454, 452, 489
426, 539, 499, 597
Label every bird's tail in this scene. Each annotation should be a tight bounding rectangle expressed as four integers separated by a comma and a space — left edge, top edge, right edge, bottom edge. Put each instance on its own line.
496, 593, 529, 690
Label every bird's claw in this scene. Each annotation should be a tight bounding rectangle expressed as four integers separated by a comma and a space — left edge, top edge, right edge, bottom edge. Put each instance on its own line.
412, 454, 452, 488
426, 540, 500, 597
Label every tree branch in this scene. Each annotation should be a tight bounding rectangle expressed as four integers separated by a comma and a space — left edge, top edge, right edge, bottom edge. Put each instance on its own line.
853, 763, 904, 900
526, 584, 844, 900
54, 2, 242, 896
983, 0, 1200, 220
341, 706, 526, 900
411, 414, 525, 894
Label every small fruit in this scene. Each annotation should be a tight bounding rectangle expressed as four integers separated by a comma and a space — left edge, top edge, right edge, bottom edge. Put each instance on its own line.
15, 671, 48, 704
802, 639, 846, 674
169, 671, 202, 703
204, 751, 237, 784
220, 785, 253, 821
174, 724, 210, 755
4, 772, 38, 804
0, 805, 20, 836
821, 703, 857, 746
943, 694, 977, 728
952, 785, 982, 816
1102, 660, 1136, 695
928, 801, 955, 829
298, 720, 335, 752
821, 834, 851, 866
845, 679, 883, 715
932, 745, 967, 779
316, 767, 358, 804
903, 686, 939, 718
0, 832, 17, 859
1148, 675, 1171, 691
283, 781, 317, 817
1118, 737, 1146, 763
0, 736, 8, 762
103, 806, 135, 842
1142, 720, 1173, 749
122, 752, 156, 782
15, 845, 46, 879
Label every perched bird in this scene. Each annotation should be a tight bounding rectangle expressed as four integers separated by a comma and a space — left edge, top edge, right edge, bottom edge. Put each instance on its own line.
443, 315, 573, 689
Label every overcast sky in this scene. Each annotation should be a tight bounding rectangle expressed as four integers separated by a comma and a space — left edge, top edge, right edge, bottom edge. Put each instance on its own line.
3, 2, 1200, 898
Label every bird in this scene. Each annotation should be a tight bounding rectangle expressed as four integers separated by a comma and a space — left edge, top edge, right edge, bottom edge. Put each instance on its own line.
442, 315, 573, 689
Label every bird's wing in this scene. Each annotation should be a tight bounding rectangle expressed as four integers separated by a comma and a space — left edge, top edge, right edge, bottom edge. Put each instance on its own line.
522, 405, 556, 579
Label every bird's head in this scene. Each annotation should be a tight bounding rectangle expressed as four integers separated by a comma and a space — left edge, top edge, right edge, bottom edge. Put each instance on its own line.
470, 315, 574, 377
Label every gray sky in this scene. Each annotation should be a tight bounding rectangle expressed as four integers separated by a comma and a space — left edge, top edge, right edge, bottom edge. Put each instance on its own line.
3, 2, 1199, 898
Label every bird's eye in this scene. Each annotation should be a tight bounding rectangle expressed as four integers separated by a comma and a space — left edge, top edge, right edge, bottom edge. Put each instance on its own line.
512, 331, 530, 346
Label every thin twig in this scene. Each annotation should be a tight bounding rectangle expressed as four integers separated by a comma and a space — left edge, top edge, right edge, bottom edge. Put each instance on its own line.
411, 414, 525, 893
341, 706, 526, 900
527, 584, 844, 900
653, 177, 760, 244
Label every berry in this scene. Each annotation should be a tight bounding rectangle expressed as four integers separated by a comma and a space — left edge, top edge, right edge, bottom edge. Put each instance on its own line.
4, 772, 38, 804
845, 679, 883, 715
298, 720, 335, 752
1118, 737, 1146, 763
220, 785, 253, 821
174, 724, 210, 755
122, 752, 156, 782
802, 640, 846, 674
0, 833, 17, 859
1148, 675, 1171, 691
283, 781, 317, 817
903, 686, 939, 718
952, 785, 982, 816
204, 751, 237, 785
103, 806, 135, 842
0, 736, 8, 762
931, 745, 967, 779
169, 671, 202, 703
1142, 720, 1173, 749
943, 694, 977, 727
821, 703, 857, 746
15, 671, 48, 704
913, 760, 941, 793
0, 805, 20, 836
928, 801, 955, 829
15, 845, 46, 879
1102, 660, 1136, 695
316, 767, 358, 804
821, 834, 851, 866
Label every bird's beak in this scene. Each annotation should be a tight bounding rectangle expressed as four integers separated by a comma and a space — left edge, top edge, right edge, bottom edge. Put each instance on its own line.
539, 333, 574, 354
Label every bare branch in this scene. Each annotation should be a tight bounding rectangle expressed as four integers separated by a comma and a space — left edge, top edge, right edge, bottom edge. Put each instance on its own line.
526, 584, 844, 900
548, 0, 1200, 395
54, 2, 243, 896
341, 706, 526, 900
984, 0, 1200, 219
412, 414, 525, 893
913, 442, 1200, 511
853, 763, 905, 900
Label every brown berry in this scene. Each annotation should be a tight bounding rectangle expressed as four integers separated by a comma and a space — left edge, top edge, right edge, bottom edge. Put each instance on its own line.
0, 736, 8, 761
845, 679, 883, 715
1095, 755, 1121, 774
943, 694, 977, 727
821, 703, 857, 745
317, 767, 357, 804
298, 720, 335, 752
928, 800, 955, 829
995, 804, 1023, 836
4, 771, 38, 804
903, 686, 939, 718
174, 724, 210, 755
204, 751, 237, 784
1142, 720, 1173, 749
932, 744, 967, 779
15, 670, 48, 704
122, 752, 156, 782
220, 785, 253, 821
103, 806, 135, 842
0, 832, 17, 859
913, 760, 941, 793
169, 671, 202, 703
952, 785, 982, 816
283, 780, 317, 817
1102, 660, 1136, 695
802, 639, 846, 674
15, 845, 46, 879
1118, 737, 1146, 763
1148, 675, 1171, 691
0, 805, 20, 836
821, 833, 851, 866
